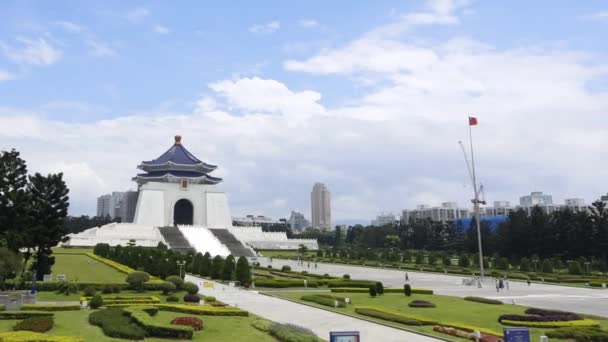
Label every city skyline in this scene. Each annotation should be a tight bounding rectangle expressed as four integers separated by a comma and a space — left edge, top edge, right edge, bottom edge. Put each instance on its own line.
2, 0, 607, 221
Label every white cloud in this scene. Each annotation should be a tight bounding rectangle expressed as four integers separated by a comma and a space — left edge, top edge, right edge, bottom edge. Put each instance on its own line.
249, 21, 280, 34
1, 37, 62, 66
86, 40, 117, 57
55, 21, 85, 33
580, 10, 608, 21
154, 25, 171, 34
126, 7, 150, 23
298, 19, 318, 28
0, 69, 16, 81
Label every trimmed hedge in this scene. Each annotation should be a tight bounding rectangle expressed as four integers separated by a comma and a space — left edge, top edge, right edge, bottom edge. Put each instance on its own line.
500, 319, 600, 328
440, 322, 503, 337
124, 307, 193, 340
86, 253, 162, 283
525, 307, 581, 319
354, 306, 438, 326
268, 322, 325, 342
464, 297, 503, 305
301, 295, 346, 308
20, 304, 81, 311
0, 311, 54, 320
327, 280, 376, 288
81, 295, 160, 305
546, 326, 608, 341
255, 280, 318, 288
89, 307, 146, 340
0, 331, 83, 342
331, 287, 433, 294
408, 300, 435, 308
13, 316, 54, 333
0, 304, 4, 311
155, 304, 248, 316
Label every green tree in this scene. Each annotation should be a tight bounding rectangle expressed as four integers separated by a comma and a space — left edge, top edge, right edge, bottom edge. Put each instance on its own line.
126, 271, 150, 292
222, 255, 236, 281
541, 259, 554, 273
298, 244, 308, 257
0, 150, 30, 252
519, 258, 531, 272
458, 254, 470, 268
0, 247, 22, 287
191, 252, 203, 275
568, 261, 583, 275
236, 256, 251, 285
26, 173, 70, 280
495, 257, 510, 270
200, 252, 212, 277
210, 255, 224, 279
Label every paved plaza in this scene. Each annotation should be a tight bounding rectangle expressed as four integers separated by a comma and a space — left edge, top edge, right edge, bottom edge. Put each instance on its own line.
260, 258, 608, 317
185, 274, 439, 342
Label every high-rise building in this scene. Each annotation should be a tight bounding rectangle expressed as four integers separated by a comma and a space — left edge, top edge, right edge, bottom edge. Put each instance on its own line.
117, 191, 139, 223
311, 182, 331, 230
96, 194, 111, 217
402, 203, 469, 223
520, 191, 553, 207
288, 211, 310, 232
371, 213, 396, 227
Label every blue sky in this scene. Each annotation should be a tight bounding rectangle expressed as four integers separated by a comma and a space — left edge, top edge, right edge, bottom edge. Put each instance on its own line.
1, 0, 608, 223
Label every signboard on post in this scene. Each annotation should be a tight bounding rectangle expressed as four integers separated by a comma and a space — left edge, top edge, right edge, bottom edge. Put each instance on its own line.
330, 331, 360, 342
43, 274, 52, 282
504, 327, 530, 342
57, 274, 66, 282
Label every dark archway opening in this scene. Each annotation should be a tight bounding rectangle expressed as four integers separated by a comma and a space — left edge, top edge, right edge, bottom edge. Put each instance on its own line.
174, 199, 193, 226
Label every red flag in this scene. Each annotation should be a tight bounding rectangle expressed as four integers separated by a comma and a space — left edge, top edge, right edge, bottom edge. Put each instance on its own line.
469, 116, 478, 126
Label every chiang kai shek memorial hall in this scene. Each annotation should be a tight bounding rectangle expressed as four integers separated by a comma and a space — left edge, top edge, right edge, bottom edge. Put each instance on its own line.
64, 135, 318, 256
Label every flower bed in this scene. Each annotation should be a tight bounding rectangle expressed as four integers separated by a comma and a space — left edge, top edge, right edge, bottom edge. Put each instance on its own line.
171, 317, 203, 331
13, 316, 54, 333
546, 326, 608, 341
326, 280, 376, 288
123, 307, 193, 339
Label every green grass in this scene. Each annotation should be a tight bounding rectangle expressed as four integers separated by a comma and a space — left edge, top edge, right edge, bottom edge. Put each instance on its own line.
49, 252, 126, 283
270, 291, 608, 341
36, 290, 190, 303
0, 308, 277, 341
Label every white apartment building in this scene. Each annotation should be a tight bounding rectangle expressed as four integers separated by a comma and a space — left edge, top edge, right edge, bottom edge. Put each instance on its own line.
402, 203, 469, 222
371, 213, 397, 227
288, 210, 310, 232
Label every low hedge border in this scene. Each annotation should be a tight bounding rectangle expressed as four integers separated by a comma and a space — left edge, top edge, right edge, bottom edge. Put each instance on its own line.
0, 304, 4, 311
500, 319, 600, 328
0, 311, 54, 320
254, 280, 318, 288
155, 304, 249, 316
86, 253, 162, 283
20, 304, 81, 311
354, 306, 438, 326
301, 295, 347, 308
124, 307, 193, 340
408, 300, 435, 308
463, 297, 503, 305
0, 331, 83, 342
327, 280, 376, 288
81, 295, 160, 305
546, 326, 608, 340
441, 322, 502, 337
331, 287, 433, 294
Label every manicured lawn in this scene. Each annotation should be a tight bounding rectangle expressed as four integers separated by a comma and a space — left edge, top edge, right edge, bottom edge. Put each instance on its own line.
270, 291, 608, 341
52, 247, 94, 254
0, 309, 276, 341
37, 290, 190, 303
49, 252, 126, 283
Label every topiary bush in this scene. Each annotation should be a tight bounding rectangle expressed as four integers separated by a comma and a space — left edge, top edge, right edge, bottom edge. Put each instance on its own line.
268, 322, 324, 342
13, 317, 54, 333
204, 296, 216, 303
83, 286, 96, 297
183, 282, 199, 295
56, 281, 78, 296
408, 300, 436, 308
369, 285, 377, 297
160, 281, 176, 295
375, 282, 384, 295
546, 326, 608, 341
342, 274, 351, 279
101, 285, 112, 294
165, 276, 184, 290
126, 271, 150, 292
183, 294, 201, 303
281, 265, 291, 272
404, 284, 412, 297
89, 294, 103, 309
89, 308, 146, 340
166, 295, 179, 303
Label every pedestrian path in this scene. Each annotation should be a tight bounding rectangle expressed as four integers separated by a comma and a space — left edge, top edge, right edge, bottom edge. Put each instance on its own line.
185, 274, 439, 342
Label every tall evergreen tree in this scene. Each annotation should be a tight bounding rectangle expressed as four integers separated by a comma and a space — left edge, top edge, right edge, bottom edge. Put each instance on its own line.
235, 256, 251, 285
222, 255, 236, 281
200, 252, 212, 277
210, 255, 224, 279
0, 150, 30, 252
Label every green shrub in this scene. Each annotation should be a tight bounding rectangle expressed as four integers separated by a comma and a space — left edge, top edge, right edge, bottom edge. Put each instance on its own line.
542, 259, 554, 273
268, 322, 324, 342
183, 281, 199, 295
330, 287, 433, 294
13, 316, 54, 333
166, 295, 179, 303
83, 286, 96, 297
183, 294, 201, 303
56, 281, 78, 295
327, 280, 376, 288
89, 308, 146, 340
90, 294, 103, 309
369, 285, 377, 297
252, 319, 272, 332
0, 331, 82, 342
102, 285, 112, 294
159, 281, 176, 295
408, 300, 435, 308
375, 282, 384, 295
458, 255, 470, 268
165, 275, 184, 290
546, 326, 608, 341
281, 265, 292, 272
464, 296, 503, 305
20, 304, 81, 311
342, 274, 350, 279
204, 296, 216, 303
126, 271, 150, 292
0, 305, 4, 311
124, 307, 193, 339
404, 284, 412, 297
0, 311, 54, 320
500, 319, 599, 328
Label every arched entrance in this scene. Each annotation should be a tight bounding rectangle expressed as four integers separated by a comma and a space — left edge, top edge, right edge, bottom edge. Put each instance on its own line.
173, 199, 193, 226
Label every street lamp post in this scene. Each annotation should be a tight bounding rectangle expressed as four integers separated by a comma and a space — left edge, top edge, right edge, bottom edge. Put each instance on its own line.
176, 260, 186, 279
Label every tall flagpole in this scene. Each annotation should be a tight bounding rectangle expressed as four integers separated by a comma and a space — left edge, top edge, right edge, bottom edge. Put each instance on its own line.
468, 117, 485, 278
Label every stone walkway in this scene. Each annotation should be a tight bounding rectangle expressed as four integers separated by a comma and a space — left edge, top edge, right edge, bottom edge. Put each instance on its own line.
261, 258, 608, 317
185, 274, 439, 342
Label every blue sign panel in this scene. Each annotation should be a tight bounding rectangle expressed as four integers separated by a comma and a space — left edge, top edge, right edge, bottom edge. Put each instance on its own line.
330, 331, 360, 342
504, 327, 530, 342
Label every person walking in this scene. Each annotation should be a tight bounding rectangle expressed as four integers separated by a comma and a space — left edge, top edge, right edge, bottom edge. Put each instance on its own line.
505, 279, 510, 290
499, 279, 504, 291
405, 272, 409, 282
314, 263, 317, 269
527, 278, 531, 286
496, 280, 500, 292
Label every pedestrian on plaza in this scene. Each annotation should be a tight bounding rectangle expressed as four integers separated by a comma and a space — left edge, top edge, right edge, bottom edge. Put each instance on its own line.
405, 272, 409, 282
527, 279, 531, 286
477, 279, 482, 288
505, 279, 509, 290
495, 280, 500, 292
499, 279, 504, 291
315, 263, 317, 269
